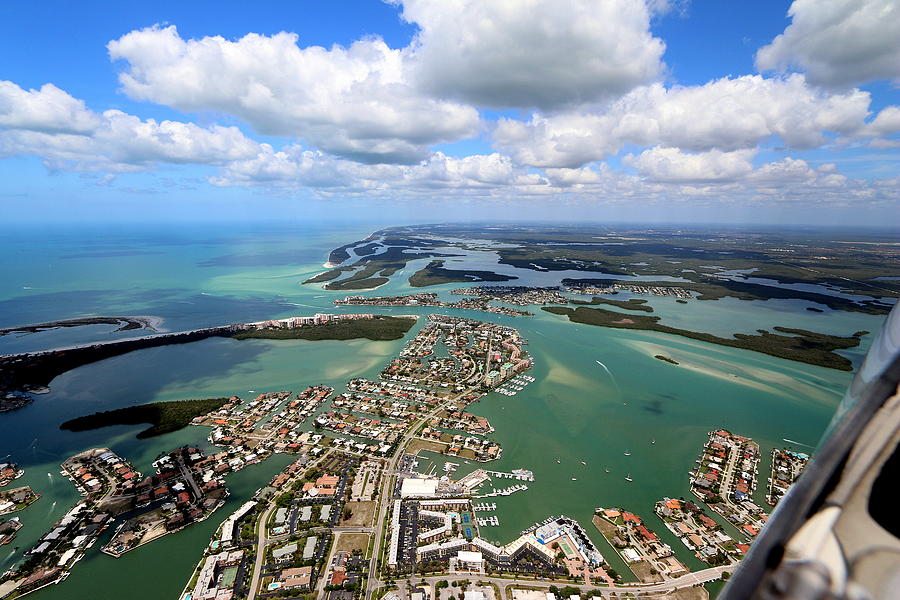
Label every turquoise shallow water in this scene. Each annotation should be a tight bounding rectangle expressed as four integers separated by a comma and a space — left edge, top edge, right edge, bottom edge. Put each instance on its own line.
0, 223, 888, 597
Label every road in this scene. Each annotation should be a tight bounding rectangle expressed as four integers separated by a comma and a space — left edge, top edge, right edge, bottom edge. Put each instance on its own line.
365, 331, 516, 599
247, 503, 276, 600
365, 381, 484, 600
246, 450, 332, 600
395, 565, 730, 599
178, 461, 203, 500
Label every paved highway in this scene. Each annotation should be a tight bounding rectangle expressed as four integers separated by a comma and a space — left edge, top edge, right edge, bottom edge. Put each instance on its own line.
394, 565, 730, 598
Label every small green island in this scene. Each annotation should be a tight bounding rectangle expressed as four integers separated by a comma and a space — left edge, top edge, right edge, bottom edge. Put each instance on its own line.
542, 305, 867, 371
409, 260, 518, 287
572, 296, 654, 312
60, 398, 230, 439
655, 355, 679, 365
305, 246, 458, 291
232, 315, 416, 341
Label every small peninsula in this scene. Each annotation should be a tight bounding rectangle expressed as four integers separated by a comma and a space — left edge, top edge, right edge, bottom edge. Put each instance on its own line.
232, 315, 416, 341
543, 305, 865, 371
0, 316, 161, 336
60, 398, 230, 438
409, 260, 518, 287
0, 314, 417, 410
571, 296, 654, 312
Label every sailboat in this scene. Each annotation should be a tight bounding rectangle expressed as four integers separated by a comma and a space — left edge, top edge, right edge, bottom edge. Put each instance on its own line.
625, 473, 633, 482
651, 439, 656, 444
624, 450, 632, 456
604, 468, 610, 473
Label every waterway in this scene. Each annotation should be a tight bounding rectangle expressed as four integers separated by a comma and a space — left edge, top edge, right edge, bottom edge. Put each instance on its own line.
0, 222, 890, 598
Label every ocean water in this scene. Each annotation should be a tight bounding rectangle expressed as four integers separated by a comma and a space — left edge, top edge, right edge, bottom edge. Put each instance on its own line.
0, 222, 889, 598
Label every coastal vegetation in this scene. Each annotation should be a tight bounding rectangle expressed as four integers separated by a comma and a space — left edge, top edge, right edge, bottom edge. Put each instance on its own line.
0, 326, 237, 399
321, 262, 395, 290
60, 398, 230, 439
306, 246, 458, 291
0, 316, 160, 336
232, 316, 416, 341
328, 238, 376, 265
354, 242, 381, 256
326, 275, 391, 291
571, 297, 654, 312
325, 224, 899, 312
654, 355, 679, 365
542, 305, 865, 371
409, 260, 518, 287
562, 277, 891, 315
0, 316, 415, 405
304, 267, 353, 283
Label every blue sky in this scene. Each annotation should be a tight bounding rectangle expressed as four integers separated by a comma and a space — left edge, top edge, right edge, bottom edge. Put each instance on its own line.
1, 0, 898, 225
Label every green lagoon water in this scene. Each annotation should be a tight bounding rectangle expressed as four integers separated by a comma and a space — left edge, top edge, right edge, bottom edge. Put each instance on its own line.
0, 223, 889, 598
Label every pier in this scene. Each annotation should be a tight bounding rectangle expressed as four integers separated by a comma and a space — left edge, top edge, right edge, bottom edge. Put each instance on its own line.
474, 483, 528, 498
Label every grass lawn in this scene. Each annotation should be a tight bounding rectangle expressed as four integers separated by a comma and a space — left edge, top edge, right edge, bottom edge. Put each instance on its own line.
334, 532, 370, 554
631, 560, 664, 583
406, 438, 447, 455
342, 501, 376, 527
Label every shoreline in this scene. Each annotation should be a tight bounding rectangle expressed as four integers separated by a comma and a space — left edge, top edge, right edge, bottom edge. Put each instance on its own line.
0, 315, 165, 337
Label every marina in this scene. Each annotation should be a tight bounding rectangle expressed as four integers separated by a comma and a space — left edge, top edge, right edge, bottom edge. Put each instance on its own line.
475, 483, 528, 498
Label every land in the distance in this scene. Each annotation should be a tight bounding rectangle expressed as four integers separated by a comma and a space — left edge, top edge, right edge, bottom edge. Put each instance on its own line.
60, 398, 230, 439
408, 259, 518, 287
0, 316, 162, 336
0, 314, 416, 411
543, 305, 865, 371
308, 224, 899, 314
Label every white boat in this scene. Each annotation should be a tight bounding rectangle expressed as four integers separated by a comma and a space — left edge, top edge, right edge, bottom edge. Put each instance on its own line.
651, 439, 656, 444
580, 461, 587, 466
625, 473, 633, 482
571, 477, 577, 481
624, 450, 632, 456
604, 468, 610, 473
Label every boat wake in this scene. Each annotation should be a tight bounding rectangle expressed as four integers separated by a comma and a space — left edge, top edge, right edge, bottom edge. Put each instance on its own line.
783, 438, 814, 448
595, 360, 622, 396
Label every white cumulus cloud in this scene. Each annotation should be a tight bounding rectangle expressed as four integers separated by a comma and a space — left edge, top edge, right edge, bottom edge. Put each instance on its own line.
0, 81, 101, 134
0, 81, 260, 172
211, 147, 539, 191
756, 0, 900, 88
493, 75, 875, 168
624, 148, 757, 183
108, 25, 480, 164
398, 0, 666, 110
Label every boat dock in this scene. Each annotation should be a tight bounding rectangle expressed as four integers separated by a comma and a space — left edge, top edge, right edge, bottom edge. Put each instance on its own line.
473, 503, 496, 512
477, 516, 500, 527
475, 483, 528, 498
457, 469, 491, 490
486, 469, 534, 481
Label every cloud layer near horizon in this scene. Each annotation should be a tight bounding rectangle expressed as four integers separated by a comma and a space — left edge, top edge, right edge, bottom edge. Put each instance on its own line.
0, 0, 899, 210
